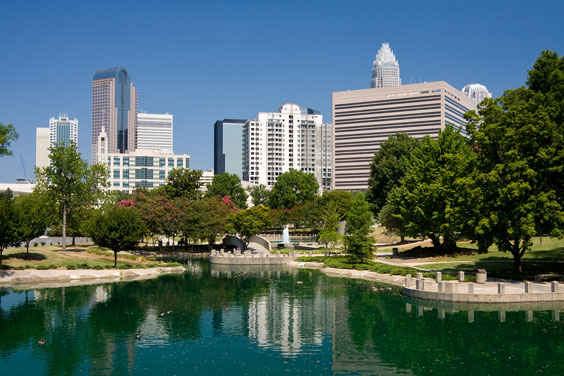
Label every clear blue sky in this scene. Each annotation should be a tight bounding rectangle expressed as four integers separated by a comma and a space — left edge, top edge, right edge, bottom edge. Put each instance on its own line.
1, 0, 562, 181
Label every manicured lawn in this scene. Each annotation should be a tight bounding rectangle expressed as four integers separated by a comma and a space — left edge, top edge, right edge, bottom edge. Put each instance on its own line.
1, 245, 179, 270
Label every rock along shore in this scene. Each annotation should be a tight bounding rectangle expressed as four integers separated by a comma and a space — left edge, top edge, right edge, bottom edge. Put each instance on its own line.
0, 266, 186, 290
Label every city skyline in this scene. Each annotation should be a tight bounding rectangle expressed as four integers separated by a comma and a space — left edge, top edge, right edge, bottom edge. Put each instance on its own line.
1, 0, 563, 181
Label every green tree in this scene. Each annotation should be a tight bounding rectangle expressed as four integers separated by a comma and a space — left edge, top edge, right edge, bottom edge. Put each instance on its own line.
89, 205, 146, 267
316, 190, 355, 221
366, 133, 420, 215
206, 172, 248, 209
378, 203, 407, 243
164, 168, 203, 200
268, 169, 319, 209
465, 87, 564, 273
229, 205, 272, 247
317, 204, 343, 249
386, 125, 474, 252
248, 184, 271, 206
0, 123, 18, 157
35, 142, 108, 251
346, 193, 373, 263
14, 191, 52, 258
192, 196, 236, 250
0, 190, 18, 265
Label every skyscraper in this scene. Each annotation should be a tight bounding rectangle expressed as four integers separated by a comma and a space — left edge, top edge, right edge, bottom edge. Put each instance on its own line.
35, 127, 50, 169
137, 113, 173, 153
461, 83, 492, 104
214, 119, 247, 178
333, 81, 476, 191
370, 43, 401, 88
92, 67, 138, 164
242, 103, 332, 190
49, 114, 78, 147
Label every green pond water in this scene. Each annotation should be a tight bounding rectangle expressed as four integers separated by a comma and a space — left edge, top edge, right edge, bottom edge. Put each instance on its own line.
1, 260, 564, 375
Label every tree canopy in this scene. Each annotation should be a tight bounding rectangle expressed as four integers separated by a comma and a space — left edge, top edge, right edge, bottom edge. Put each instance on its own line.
206, 172, 248, 209
366, 133, 420, 215
268, 169, 319, 209
89, 205, 146, 267
0, 190, 18, 265
229, 205, 272, 246
164, 168, 203, 201
248, 184, 271, 206
35, 142, 108, 251
346, 193, 373, 263
0, 123, 18, 157
14, 191, 52, 257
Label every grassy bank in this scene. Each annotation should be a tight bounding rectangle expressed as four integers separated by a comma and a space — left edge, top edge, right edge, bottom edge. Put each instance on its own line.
295, 256, 474, 281
1, 245, 181, 270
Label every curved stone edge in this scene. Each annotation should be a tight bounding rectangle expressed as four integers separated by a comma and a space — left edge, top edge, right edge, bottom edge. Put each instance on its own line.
289, 262, 405, 287
0, 266, 186, 289
402, 286, 564, 303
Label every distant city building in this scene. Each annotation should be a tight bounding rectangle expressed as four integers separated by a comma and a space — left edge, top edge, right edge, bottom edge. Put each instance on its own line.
137, 113, 173, 153
370, 43, 401, 88
35, 127, 50, 169
0, 179, 36, 196
97, 127, 189, 193
332, 81, 476, 191
214, 119, 247, 178
242, 103, 332, 191
49, 114, 78, 147
461, 83, 492, 104
92, 67, 138, 164
200, 169, 215, 186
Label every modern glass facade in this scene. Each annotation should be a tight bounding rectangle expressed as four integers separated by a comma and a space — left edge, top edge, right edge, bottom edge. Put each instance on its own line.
214, 119, 246, 178
49, 115, 78, 148
92, 67, 138, 163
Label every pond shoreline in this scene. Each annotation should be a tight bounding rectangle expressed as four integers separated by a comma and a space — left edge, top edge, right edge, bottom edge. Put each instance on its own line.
289, 261, 406, 286
0, 266, 186, 290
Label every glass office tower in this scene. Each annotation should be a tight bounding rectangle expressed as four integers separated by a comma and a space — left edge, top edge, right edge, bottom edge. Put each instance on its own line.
214, 119, 247, 178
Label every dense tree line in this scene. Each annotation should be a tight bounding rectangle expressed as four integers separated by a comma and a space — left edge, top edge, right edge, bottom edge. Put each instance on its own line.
367, 50, 564, 273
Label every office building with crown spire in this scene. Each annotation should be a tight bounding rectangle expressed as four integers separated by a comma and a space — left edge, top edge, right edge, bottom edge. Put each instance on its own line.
461, 83, 492, 105
370, 43, 401, 88
91, 67, 138, 164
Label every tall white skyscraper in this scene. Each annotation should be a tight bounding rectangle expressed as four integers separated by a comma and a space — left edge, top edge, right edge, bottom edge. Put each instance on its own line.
35, 127, 50, 169
461, 84, 492, 105
370, 43, 401, 88
49, 115, 78, 147
136, 113, 174, 153
242, 103, 332, 190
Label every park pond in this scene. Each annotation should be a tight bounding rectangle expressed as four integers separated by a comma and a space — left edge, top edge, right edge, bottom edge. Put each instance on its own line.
1, 260, 564, 375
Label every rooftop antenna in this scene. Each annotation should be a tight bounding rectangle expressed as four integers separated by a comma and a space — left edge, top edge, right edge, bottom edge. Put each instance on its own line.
19, 153, 28, 179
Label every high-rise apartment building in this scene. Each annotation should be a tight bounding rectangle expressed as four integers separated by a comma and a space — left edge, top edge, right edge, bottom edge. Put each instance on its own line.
35, 127, 50, 169
92, 67, 138, 164
332, 81, 476, 191
49, 115, 78, 146
461, 83, 492, 105
214, 119, 247, 178
136, 113, 173, 153
242, 103, 332, 191
370, 43, 401, 88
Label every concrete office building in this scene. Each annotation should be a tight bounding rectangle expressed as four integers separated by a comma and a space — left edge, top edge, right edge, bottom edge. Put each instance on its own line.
92, 67, 138, 164
214, 119, 247, 178
370, 43, 401, 88
242, 103, 332, 190
136, 112, 174, 153
35, 127, 50, 169
461, 83, 492, 105
332, 81, 476, 191
49, 114, 78, 146
97, 127, 189, 193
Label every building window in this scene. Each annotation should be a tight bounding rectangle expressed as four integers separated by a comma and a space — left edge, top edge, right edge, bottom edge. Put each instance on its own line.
159, 158, 165, 167
113, 156, 120, 166
177, 158, 183, 168
185, 158, 190, 169
113, 169, 120, 179
168, 157, 174, 167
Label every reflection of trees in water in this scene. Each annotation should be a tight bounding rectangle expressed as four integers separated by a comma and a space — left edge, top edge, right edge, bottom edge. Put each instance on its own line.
344, 282, 564, 376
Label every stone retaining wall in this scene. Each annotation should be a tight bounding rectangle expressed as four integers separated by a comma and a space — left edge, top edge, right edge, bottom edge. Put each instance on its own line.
209, 249, 296, 265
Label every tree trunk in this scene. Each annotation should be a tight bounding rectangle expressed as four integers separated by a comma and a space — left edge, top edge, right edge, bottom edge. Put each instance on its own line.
0, 248, 3, 266
114, 251, 118, 267
62, 203, 67, 252
400, 235, 405, 243
72, 236, 76, 246
513, 252, 522, 274
26, 241, 30, 259
429, 234, 441, 249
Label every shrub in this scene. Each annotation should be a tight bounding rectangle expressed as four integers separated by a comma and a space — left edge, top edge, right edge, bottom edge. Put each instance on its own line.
41, 242, 46, 246
66, 264, 77, 270
33, 242, 38, 247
